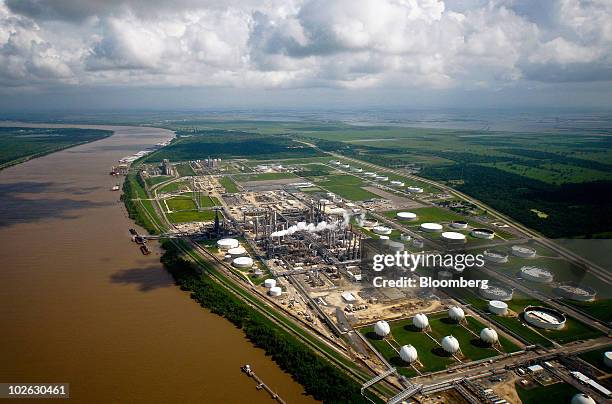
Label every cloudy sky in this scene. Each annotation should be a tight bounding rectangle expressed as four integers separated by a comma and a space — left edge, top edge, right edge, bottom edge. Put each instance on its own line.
0, 0, 611, 111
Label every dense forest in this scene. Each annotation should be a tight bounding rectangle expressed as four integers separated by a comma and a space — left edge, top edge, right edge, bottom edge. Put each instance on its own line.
146, 129, 324, 162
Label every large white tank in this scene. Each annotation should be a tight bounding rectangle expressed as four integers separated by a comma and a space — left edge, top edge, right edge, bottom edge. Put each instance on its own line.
397, 211, 417, 221
264, 278, 276, 289
448, 306, 465, 322
450, 220, 468, 229
520, 266, 553, 283
480, 328, 498, 344
373, 226, 392, 235
420, 222, 443, 232
413, 313, 429, 330
483, 250, 509, 264
399, 345, 418, 363
441, 231, 466, 243
374, 321, 391, 337
217, 238, 239, 250
232, 256, 253, 268
441, 336, 460, 354
511, 245, 537, 258
406, 186, 424, 193
268, 286, 282, 297
390, 181, 405, 187
488, 300, 509, 315
470, 228, 495, 239
604, 351, 612, 368
571, 394, 596, 404
228, 246, 247, 257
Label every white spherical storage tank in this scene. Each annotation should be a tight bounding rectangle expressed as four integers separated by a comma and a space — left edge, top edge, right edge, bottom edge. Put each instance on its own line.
399, 345, 418, 363
441, 336, 460, 354
264, 278, 276, 289
232, 256, 253, 268
373, 226, 392, 235
420, 222, 443, 232
268, 286, 282, 297
217, 238, 239, 250
413, 313, 429, 330
397, 211, 417, 221
448, 306, 465, 322
374, 320, 391, 337
228, 246, 247, 257
441, 231, 466, 243
604, 351, 612, 368
488, 300, 509, 315
571, 394, 596, 404
480, 328, 498, 344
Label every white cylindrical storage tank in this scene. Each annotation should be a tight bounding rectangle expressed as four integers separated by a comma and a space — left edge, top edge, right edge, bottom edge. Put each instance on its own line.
571, 394, 596, 404
441, 336, 460, 354
374, 320, 391, 337
232, 256, 253, 268
217, 238, 239, 250
470, 228, 495, 239
397, 211, 417, 221
269, 286, 282, 297
511, 245, 536, 258
400, 233, 412, 241
413, 313, 429, 330
228, 246, 247, 257
480, 328, 498, 345
488, 300, 509, 315
373, 226, 392, 235
441, 231, 466, 243
387, 240, 405, 252
420, 222, 443, 232
406, 186, 424, 193
604, 351, 612, 368
224, 254, 232, 262
264, 278, 276, 289
448, 306, 465, 322
451, 220, 468, 229
378, 235, 389, 240
520, 266, 554, 283
399, 345, 418, 363
412, 239, 424, 248
484, 250, 509, 264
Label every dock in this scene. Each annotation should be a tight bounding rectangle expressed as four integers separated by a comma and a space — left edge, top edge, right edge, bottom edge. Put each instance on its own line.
241, 365, 286, 404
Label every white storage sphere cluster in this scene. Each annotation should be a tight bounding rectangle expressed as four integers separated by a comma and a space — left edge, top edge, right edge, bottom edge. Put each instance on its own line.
441, 336, 460, 354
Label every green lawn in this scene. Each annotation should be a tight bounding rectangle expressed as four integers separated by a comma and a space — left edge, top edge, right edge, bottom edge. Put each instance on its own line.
176, 162, 195, 176
145, 175, 173, 188
167, 210, 216, 223
200, 195, 221, 208
234, 172, 298, 182
219, 176, 239, 193
516, 382, 579, 404
311, 174, 380, 201
159, 180, 188, 193
166, 197, 197, 211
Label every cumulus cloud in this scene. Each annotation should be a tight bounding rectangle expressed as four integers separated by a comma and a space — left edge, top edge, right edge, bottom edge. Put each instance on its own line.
0, 0, 610, 92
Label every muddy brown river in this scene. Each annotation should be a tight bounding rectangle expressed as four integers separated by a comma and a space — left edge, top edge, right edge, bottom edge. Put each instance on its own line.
0, 123, 315, 403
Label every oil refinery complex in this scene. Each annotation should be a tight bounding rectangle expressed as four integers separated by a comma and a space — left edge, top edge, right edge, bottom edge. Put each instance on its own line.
125, 150, 611, 404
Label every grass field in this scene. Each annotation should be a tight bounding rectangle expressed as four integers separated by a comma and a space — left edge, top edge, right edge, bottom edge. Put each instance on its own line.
516, 382, 579, 404
219, 176, 239, 193
167, 210, 216, 223
166, 197, 197, 211
199, 195, 220, 207
361, 312, 519, 376
159, 180, 188, 194
234, 172, 299, 182
145, 175, 173, 188
175, 162, 195, 176
578, 345, 612, 372
310, 174, 380, 201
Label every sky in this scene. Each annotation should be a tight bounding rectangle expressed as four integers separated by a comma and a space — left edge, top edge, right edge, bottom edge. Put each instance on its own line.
0, 0, 611, 111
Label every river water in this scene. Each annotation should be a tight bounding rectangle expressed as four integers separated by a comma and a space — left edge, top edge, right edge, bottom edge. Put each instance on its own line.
0, 123, 315, 403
